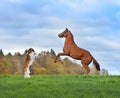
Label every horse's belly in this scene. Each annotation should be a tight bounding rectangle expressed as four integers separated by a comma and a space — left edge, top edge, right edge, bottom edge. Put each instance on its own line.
69, 53, 82, 60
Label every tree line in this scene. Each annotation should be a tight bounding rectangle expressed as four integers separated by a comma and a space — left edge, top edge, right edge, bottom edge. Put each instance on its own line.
0, 49, 85, 75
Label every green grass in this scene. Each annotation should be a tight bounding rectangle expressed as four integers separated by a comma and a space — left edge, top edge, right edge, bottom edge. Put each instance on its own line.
0, 75, 120, 98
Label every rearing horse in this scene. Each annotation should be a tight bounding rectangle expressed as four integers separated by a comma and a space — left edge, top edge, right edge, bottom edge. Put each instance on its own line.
55, 28, 100, 74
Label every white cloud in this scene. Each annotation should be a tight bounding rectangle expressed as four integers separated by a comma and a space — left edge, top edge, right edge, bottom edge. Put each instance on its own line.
102, 39, 120, 50
59, 0, 102, 13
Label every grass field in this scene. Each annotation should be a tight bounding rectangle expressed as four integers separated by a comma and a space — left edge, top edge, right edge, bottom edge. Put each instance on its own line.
0, 75, 120, 98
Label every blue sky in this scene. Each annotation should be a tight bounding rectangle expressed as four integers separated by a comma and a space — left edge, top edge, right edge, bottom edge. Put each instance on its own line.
0, 0, 120, 75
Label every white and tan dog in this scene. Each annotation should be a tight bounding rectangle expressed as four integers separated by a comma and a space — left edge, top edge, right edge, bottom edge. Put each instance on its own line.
24, 48, 39, 78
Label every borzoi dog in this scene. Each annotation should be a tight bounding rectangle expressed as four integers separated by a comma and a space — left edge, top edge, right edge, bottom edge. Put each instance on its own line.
24, 48, 39, 78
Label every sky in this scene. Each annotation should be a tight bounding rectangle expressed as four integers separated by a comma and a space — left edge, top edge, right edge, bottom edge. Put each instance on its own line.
0, 0, 120, 75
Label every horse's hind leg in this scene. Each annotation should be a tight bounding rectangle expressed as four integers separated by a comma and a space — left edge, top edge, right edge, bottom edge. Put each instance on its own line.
81, 60, 90, 74
83, 64, 90, 74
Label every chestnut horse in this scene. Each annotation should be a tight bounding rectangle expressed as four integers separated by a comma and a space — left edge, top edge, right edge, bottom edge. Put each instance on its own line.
55, 28, 100, 74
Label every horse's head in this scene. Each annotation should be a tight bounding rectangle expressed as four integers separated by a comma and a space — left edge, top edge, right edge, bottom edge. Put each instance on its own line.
58, 28, 70, 38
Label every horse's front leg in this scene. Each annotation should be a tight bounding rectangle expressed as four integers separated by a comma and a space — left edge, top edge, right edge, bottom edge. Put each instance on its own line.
54, 52, 68, 63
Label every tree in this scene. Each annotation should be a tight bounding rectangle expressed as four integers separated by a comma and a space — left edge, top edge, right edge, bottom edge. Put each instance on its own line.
46, 56, 63, 74
0, 57, 13, 74
7, 52, 12, 56
50, 49, 56, 57
62, 57, 84, 74
0, 49, 86, 75
0, 49, 4, 56
14, 52, 21, 56
23, 49, 28, 55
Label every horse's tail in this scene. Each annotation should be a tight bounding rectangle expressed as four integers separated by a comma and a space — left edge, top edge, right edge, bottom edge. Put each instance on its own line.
92, 57, 100, 71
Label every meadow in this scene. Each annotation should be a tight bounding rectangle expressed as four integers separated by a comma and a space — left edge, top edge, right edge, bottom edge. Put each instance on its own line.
0, 75, 120, 98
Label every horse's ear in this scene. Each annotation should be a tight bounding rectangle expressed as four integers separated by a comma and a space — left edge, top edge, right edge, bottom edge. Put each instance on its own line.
66, 28, 68, 31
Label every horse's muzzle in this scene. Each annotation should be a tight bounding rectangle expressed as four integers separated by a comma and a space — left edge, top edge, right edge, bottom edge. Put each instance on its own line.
58, 34, 63, 38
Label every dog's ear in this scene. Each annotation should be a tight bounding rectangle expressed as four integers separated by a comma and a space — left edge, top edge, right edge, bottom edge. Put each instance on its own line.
27, 48, 34, 53
32, 49, 35, 52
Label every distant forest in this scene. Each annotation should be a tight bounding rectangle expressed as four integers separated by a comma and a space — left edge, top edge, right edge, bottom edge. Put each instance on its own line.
0, 49, 86, 75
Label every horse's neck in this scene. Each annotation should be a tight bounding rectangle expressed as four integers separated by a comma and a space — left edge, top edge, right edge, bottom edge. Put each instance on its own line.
65, 34, 75, 45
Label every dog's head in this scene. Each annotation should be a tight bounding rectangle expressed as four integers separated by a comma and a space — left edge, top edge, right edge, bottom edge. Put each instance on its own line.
27, 48, 39, 59
27, 48, 35, 54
